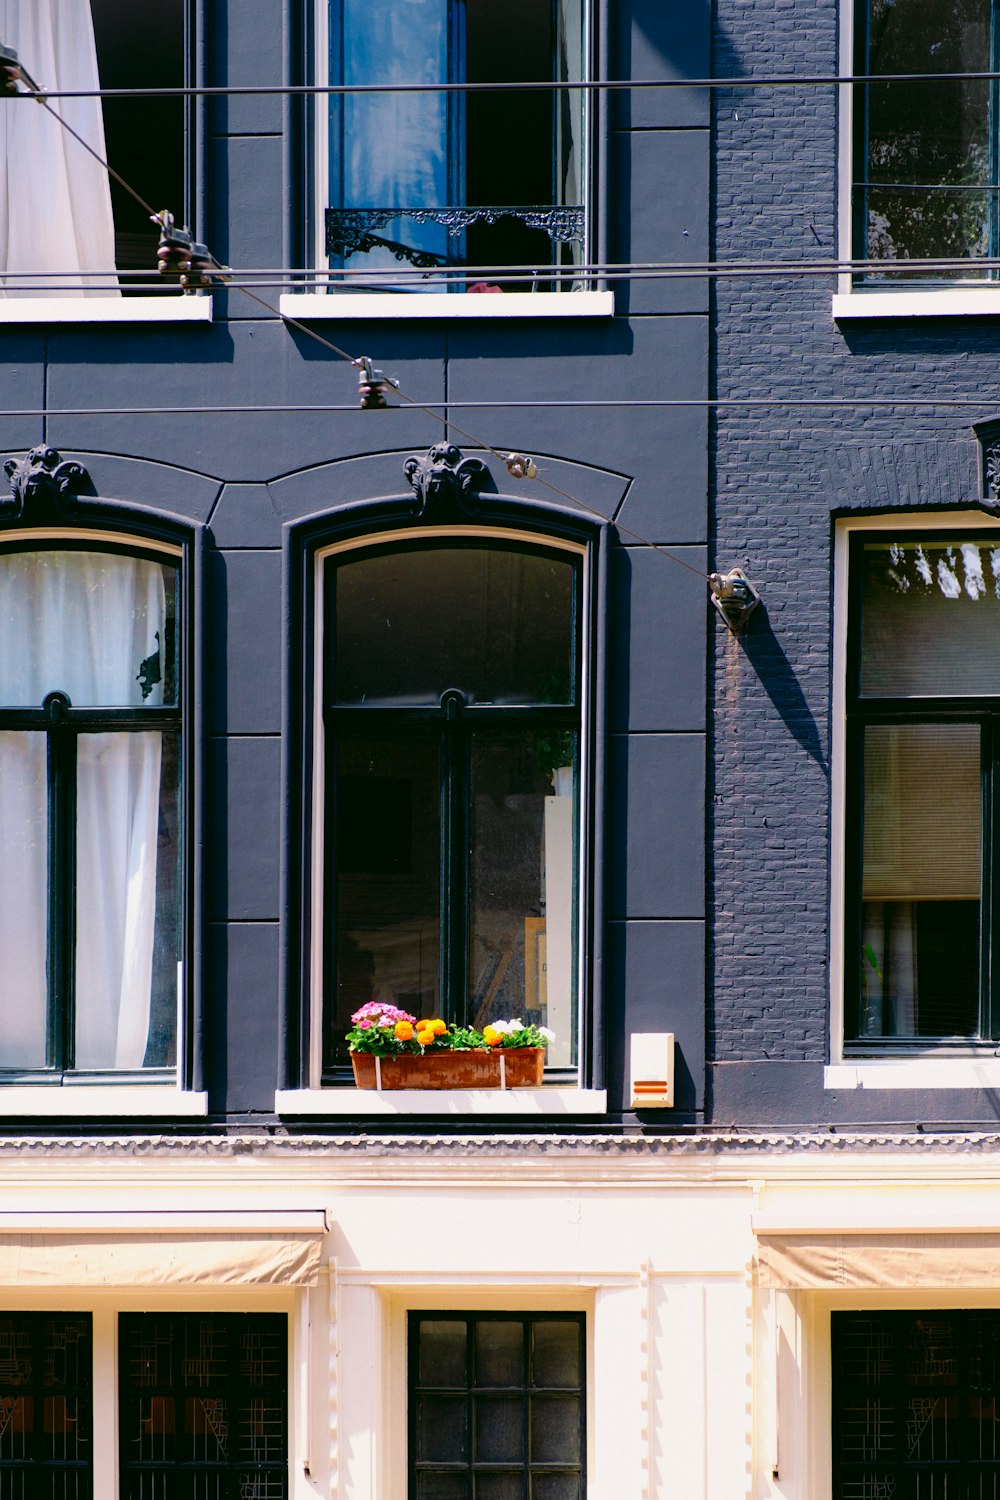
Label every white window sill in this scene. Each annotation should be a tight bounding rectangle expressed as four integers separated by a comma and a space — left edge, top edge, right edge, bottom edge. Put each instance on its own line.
279, 291, 614, 321
833, 288, 1000, 319
275, 1087, 607, 1116
0, 296, 213, 324
826, 1060, 1000, 1091
0, 1085, 209, 1116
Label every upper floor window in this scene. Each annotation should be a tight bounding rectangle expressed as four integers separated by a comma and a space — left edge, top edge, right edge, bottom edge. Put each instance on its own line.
852, 0, 995, 282
1, 1, 187, 297
319, 0, 589, 293
845, 532, 1000, 1049
0, 541, 183, 1077
321, 532, 584, 1077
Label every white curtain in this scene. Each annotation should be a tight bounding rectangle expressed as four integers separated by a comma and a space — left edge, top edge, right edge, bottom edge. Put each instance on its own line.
0, 552, 167, 1070
0, 0, 118, 297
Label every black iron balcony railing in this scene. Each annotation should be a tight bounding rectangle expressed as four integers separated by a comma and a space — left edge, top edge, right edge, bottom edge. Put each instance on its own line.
325, 205, 585, 269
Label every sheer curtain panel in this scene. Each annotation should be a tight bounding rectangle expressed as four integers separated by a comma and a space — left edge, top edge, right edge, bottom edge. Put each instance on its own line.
0, 0, 118, 297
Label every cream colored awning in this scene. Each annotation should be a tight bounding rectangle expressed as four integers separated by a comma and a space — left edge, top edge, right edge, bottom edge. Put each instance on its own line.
0, 1211, 327, 1288
756, 1232, 1000, 1290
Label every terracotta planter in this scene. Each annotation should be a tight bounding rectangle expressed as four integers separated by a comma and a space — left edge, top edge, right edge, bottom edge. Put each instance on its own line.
351, 1047, 544, 1091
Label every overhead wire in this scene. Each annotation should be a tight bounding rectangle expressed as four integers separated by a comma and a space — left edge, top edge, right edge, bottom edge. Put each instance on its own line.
7, 53, 999, 579
16, 69, 1000, 98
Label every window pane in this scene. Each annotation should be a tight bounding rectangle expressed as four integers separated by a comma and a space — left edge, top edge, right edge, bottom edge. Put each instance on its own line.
857, 0, 992, 275
475, 1322, 524, 1387
0, 551, 178, 708
75, 732, 181, 1070
332, 734, 441, 1051
859, 539, 1000, 697
333, 547, 576, 706
857, 724, 981, 1038
474, 1396, 524, 1462
529, 1397, 581, 1464
470, 734, 576, 1066
0, 733, 47, 1068
530, 1324, 582, 1389
420, 1322, 469, 1388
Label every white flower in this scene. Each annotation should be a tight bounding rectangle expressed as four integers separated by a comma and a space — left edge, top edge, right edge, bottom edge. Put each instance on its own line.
491, 1018, 523, 1035
538, 1026, 556, 1043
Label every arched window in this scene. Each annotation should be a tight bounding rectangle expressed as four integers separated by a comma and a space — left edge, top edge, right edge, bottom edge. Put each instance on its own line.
321, 531, 584, 1076
0, 540, 182, 1075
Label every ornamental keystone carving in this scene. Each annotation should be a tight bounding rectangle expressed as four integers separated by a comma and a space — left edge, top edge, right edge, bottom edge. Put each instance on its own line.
986, 442, 1000, 501
404, 443, 489, 520
3, 445, 90, 522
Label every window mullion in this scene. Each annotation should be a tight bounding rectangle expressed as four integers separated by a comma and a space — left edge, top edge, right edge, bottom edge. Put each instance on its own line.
46, 724, 77, 1072
984, 719, 997, 1040
440, 715, 470, 1023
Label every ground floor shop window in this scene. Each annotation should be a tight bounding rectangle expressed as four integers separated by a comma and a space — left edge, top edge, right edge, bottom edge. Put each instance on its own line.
408, 1311, 585, 1498
0, 1311, 288, 1499
119, 1313, 288, 1498
833, 1308, 1000, 1497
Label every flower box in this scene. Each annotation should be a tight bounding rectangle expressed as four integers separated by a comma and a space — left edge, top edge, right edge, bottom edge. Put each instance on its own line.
351, 1047, 545, 1091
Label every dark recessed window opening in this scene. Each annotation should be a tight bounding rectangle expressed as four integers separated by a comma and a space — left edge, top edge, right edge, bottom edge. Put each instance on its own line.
409, 1312, 585, 1500
91, 0, 188, 282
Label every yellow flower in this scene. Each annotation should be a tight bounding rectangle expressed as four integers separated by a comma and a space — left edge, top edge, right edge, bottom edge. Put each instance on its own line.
483, 1025, 501, 1047
430, 1019, 448, 1035
394, 1021, 414, 1041
416, 1029, 435, 1048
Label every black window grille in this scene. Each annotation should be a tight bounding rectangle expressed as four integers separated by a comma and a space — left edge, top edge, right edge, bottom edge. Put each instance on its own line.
833, 1309, 1000, 1497
408, 1311, 585, 1500
0, 1313, 92, 1500
118, 1313, 287, 1500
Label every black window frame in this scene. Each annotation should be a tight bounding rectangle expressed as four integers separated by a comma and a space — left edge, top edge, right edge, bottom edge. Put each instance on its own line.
281, 494, 608, 1096
322, 533, 583, 1080
850, 0, 1000, 285
408, 1310, 586, 1500
844, 527, 1000, 1053
0, 538, 183, 1081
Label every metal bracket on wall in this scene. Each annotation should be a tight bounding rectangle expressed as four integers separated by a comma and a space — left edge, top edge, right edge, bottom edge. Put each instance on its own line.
708, 567, 761, 631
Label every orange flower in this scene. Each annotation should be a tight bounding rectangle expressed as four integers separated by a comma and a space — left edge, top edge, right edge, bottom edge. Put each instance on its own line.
394, 1021, 415, 1041
430, 1019, 448, 1036
482, 1025, 501, 1047
416, 1029, 435, 1048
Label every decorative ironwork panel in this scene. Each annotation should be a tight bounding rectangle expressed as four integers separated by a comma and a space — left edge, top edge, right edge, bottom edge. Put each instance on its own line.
833, 1311, 1000, 1499
0, 1313, 92, 1500
119, 1314, 287, 1500
326, 206, 585, 266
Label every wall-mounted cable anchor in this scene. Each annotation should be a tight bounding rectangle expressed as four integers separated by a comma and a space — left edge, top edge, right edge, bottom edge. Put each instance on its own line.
153, 211, 230, 291
355, 356, 399, 409
708, 567, 761, 631
504, 452, 538, 480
